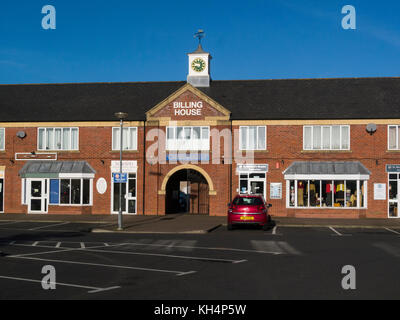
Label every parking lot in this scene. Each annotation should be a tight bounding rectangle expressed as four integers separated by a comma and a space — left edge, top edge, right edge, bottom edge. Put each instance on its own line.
0, 220, 399, 299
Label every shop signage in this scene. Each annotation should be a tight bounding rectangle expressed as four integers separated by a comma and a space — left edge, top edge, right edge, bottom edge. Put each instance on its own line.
166, 153, 209, 162
113, 173, 127, 183
374, 183, 386, 200
111, 161, 137, 173
386, 164, 400, 173
173, 101, 203, 116
237, 164, 269, 173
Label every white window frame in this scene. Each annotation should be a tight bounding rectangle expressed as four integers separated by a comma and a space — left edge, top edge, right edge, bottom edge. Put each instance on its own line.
112, 127, 138, 151
239, 126, 267, 151
111, 172, 137, 214
37, 127, 79, 151
303, 125, 350, 151
0, 128, 5, 151
58, 178, 93, 206
166, 126, 210, 151
285, 177, 368, 209
388, 125, 400, 150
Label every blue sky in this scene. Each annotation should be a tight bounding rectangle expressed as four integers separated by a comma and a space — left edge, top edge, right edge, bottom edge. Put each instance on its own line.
1, 0, 400, 84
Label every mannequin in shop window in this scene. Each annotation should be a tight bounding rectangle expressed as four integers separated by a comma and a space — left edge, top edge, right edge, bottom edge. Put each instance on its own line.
298, 181, 304, 206
326, 182, 335, 206
310, 181, 316, 206
336, 182, 345, 206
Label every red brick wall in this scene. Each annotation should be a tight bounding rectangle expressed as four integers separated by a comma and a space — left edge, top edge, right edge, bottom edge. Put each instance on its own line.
0, 122, 397, 218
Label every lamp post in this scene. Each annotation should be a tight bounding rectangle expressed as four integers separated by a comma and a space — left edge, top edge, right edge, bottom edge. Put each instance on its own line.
114, 112, 128, 231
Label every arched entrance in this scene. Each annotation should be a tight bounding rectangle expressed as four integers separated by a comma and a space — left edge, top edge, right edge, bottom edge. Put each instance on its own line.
165, 169, 209, 215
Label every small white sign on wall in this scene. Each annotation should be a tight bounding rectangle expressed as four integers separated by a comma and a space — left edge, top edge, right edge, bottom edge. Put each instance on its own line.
270, 183, 282, 199
374, 183, 386, 200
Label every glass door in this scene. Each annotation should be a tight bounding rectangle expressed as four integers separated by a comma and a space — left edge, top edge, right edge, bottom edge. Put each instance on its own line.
112, 173, 136, 214
388, 174, 399, 218
0, 179, 3, 212
28, 179, 48, 213
127, 174, 136, 214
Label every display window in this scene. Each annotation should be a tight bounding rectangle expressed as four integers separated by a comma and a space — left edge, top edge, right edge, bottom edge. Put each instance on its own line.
287, 179, 367, 209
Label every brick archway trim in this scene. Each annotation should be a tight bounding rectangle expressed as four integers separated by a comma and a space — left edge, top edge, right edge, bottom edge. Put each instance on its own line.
158, 164, 216, 196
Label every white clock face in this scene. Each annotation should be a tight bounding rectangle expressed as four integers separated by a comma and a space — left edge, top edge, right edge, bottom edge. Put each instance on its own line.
191, 58, 206, 72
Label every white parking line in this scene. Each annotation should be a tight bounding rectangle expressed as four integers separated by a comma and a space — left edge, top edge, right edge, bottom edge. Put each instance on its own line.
0, 221, 21, 226
329, 226, 346, 236
10, 256, 195, 276
7, 242, 197, 276
8, 243, 125, 258
251, 240, 302, 255
81, 247, 247, 264
0, 275, 120, 294
28, 222, 70, 231
124, 242, 282, 255
384, 228, 400, 235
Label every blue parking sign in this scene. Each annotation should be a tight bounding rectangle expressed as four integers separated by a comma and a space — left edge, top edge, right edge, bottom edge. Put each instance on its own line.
113, 173, 127, 183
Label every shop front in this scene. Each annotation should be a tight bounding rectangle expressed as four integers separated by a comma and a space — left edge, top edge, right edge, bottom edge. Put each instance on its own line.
111, 161, 137, 215
19, 161, 96, 214
284, 161, 370, 210
237, 164, 269, 200
0, 167, 4, 213
387, 164, 400, 218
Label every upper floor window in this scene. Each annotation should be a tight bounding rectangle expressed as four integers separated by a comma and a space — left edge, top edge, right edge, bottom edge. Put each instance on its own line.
303, 125, 350, 150
166, 126, 209, 151
388, 125, 400, 150
0, 128, 4, 150
239, 126, 266, 150
112, 127, 138, 150
38, 128, 79, 151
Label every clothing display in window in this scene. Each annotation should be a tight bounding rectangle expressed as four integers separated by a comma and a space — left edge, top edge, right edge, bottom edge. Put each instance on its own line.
298, 181, 304, 206
310, 182, 316, 206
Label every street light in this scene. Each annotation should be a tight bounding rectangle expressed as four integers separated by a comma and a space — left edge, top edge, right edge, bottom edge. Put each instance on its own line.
114, 112, 128, 230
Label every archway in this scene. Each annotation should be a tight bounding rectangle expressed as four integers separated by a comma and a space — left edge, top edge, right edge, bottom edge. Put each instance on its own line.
165, 169, 210, 215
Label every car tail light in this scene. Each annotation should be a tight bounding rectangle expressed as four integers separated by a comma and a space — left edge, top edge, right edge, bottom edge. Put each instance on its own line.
258, 205, 265, 212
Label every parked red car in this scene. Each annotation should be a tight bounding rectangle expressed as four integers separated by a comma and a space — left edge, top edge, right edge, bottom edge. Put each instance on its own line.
227, 194, 272, 230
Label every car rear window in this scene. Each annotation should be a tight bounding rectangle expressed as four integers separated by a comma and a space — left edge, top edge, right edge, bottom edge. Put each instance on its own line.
233, 197, 263, 206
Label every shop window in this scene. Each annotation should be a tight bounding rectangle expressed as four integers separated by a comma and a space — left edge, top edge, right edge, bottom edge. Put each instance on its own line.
304, 125, 350, 151
38, 128, 79, 151
112, 127, 137, 151
239, 126, 266, 151
287, 179, 366, 209
59, 178, 91, 205
289, 180, 295, 207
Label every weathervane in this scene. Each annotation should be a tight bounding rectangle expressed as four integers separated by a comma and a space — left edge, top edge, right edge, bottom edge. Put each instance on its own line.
194, 29, 205, 45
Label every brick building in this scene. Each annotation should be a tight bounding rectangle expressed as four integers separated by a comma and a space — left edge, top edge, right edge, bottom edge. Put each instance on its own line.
1, 44, 400, 219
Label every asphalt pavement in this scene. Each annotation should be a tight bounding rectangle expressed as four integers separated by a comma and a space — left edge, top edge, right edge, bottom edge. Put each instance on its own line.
0, 219, 399, 300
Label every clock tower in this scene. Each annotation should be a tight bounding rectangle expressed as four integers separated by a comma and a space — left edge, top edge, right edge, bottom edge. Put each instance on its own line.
187, 31, 211, 87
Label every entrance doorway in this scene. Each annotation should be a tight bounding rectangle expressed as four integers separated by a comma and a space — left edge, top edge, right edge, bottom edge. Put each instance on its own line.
239, 173, 266, 199
166, 169, 209, 215
112, 173, 137, 214
389, 173, 399, 218
28, 179, 48, 213
0, 178, 3, 212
